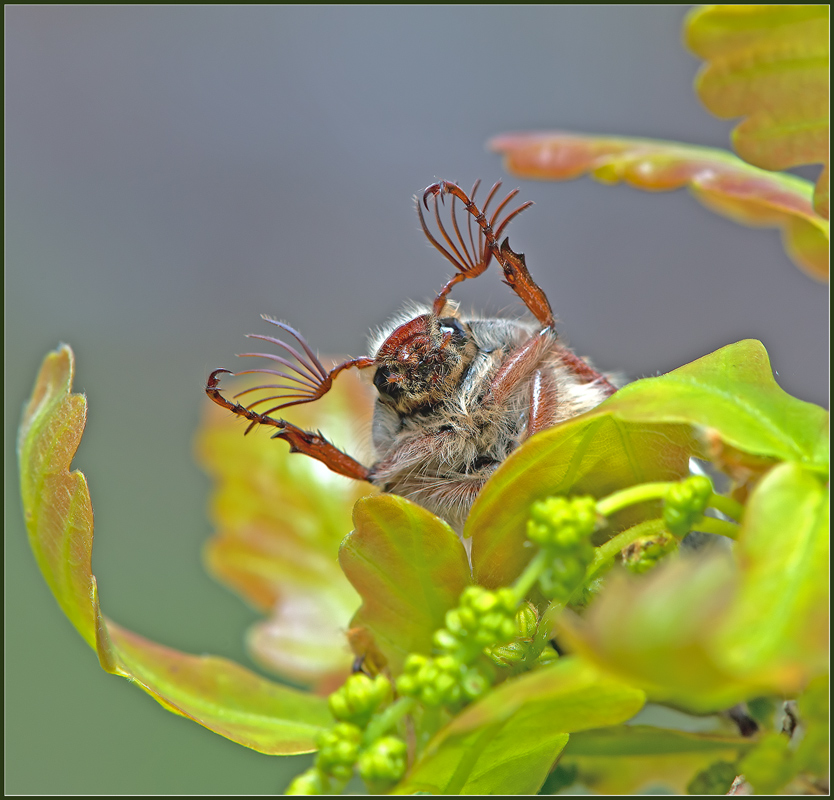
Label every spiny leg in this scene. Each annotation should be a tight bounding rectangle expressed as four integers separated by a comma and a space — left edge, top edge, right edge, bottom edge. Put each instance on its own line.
205, 318, 374, 481
422, 181, 556, 328
418, 180, 533, 316
206, 369, 371, 482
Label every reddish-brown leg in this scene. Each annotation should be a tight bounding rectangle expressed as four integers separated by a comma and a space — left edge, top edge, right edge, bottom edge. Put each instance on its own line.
527, 369, 560, 437
420, 180, 533, 316
206, 369, 372, 482
423, 181, 554, 327
486, 331, 618, 420
554, 343, 618, 396
486, 330, 555, 406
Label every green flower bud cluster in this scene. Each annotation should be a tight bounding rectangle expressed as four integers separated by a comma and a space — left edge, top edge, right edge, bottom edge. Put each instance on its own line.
286, 673, 406, 795
622, 533, 677, 574
664, 475, 713, 537
396, 652, 491, 706
395, 586, 518, 707
314, 722, 363, 781
436, 586, 518, 661
328, 672, 391, 728
526, 496, 597, 601
357, 735, 408, 789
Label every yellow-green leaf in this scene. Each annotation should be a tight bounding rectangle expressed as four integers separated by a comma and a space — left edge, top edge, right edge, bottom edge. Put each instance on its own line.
397, 657, 644, 794
490, 132, 828, 280
18, 345, 331, 754
339, 495, 471, 674
558, 463, 829, 713
685, 4, 830, 219
716, 462, 828, 689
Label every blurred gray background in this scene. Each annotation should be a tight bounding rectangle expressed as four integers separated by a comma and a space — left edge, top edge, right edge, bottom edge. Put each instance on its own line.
5, 6, 827, 795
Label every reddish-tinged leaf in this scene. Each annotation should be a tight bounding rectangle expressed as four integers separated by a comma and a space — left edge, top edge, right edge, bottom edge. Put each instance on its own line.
196, 368, 375, 689
339, 495, 471, 674
685, 5, 829, 219
97, 613, 332, 754
18, 345, 331, 754
490, 132, 828, 280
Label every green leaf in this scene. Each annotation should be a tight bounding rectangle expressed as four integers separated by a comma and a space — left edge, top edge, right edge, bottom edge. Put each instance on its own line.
467, 411, 692, 589
556, 555, 749, 712
490, 132, 828, 280
716, 462, 829, 689
603, 339, 829, 472
566, 725, 751, 757
18, 344, 97, 649
18, 345, 331, 754
339, 495, 471, 674
196, 370, 374, 689
685, 5, 830, 220
559, 724, 751, 794
558, 462, 829, 712
397, 657, 644, 794
469, 340, 828, 589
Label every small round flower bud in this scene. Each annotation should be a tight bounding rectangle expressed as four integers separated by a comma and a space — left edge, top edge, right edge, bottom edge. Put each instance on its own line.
285, 767, 326, 795
664, 475, 713, 537
314, 722, 362, 781
327, 673, 392, 728
432, 627, 459, 652
527, 496, 597, 549
357, 736, 408, 789
515, 603, 539, 640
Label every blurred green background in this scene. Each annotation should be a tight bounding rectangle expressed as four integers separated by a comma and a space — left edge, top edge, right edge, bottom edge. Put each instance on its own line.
6, 6, 827, 794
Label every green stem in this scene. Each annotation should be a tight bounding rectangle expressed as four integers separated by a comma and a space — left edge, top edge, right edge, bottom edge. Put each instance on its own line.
596, 482, 673, 517
511, 548, 549, 602
693, 514, 740, 540
585, 518, 667, 583
708, 492, 744, 522
362, 696, 416, 746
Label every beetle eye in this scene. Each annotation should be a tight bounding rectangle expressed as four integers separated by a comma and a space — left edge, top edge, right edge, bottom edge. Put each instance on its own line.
373, 367, 402, 399
438, 317, 467, 340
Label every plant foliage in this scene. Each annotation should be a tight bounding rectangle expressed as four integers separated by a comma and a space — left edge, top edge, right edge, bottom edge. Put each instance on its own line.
18, 5, 829, 795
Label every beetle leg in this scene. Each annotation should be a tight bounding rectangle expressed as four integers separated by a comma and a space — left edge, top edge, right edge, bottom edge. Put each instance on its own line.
485, 330, 618, 416
206, 369, 372, 482
420, 180, 532, 315
527, 369, 560, 437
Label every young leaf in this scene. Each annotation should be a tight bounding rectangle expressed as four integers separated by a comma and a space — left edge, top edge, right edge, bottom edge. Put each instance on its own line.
196, 370, 374, 689
556, 555, 751, 712
716, 462, 828, 689
467, 411, 693, 589
604, 339, 829, 471
469, 339, 828, 589
559, 461, 829, 711
685, 5, 830, 220
339, 495, 471, 674
18, 345, 331, 754
490, 132, 828, 280
560, 724, 751, 795
566, 725, 751, 757
397, 657, 644, 794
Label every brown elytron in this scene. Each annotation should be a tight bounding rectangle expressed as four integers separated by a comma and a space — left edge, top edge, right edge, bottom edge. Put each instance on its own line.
207, 181, 617, 530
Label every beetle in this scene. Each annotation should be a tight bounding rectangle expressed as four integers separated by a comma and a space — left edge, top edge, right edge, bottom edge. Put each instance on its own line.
206, 180, 616, 531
